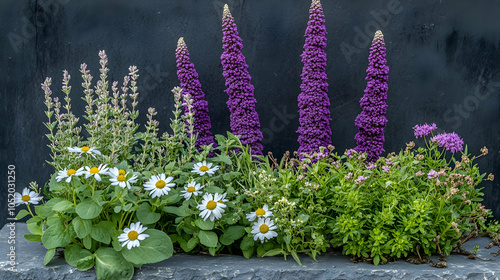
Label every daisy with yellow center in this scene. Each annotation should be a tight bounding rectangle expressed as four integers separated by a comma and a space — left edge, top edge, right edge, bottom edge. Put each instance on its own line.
251, 217, 278, 243
218, 192, 229, 204
108, 167, 138, 189
67, 145, 102, 158
192, 161, 219, 176
118, 222, 149, 250
180, 181, 204, 200
14, 187, 42, 206
197, 193, 226, 221
143, 174, 175, 198
83, 164, 109, 182
56, 167, 84, 183
246, 204, 273, 221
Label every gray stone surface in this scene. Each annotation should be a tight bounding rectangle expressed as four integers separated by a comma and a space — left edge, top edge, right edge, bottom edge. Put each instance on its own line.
1, 223, 500, 280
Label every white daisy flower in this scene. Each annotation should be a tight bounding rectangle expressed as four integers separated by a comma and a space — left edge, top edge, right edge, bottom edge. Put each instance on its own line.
14, 188, 42, 206
143, 174, 175, 198
197, 193, 226, 221
180, 181, 204, 200
108, 167, 138, 189
67, 145, 102, 158
118, 222, 149, 250
56, 167, 84, 183
191, 161, 219, 176
251, 217, 278, 243
246, 204, 273, 222
217, 192, 229, 204
83, 164, 109, 182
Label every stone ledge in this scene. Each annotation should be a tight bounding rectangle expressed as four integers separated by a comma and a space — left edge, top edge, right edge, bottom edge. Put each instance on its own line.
1, 223, 499, 280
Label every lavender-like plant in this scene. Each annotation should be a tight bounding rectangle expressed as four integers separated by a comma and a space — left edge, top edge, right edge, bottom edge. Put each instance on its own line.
354, 30, 389, 162
296, 0, 332, 159
175, 37, 216, 151
221, 4, 263, 155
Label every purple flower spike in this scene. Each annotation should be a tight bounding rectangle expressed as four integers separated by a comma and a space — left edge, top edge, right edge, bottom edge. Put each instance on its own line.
413, 123, 437, 138
296, 0, 332, 160
175, 37, 217, 152
221, 5, 263, 155
431, 132, 464, 153
354, 30, 389, 162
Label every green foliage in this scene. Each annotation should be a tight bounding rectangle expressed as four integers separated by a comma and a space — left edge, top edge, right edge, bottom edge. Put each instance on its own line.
23, 50, 499, 280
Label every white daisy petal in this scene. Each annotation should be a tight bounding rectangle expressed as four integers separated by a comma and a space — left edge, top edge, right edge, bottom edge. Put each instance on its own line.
119, 222, 149, 250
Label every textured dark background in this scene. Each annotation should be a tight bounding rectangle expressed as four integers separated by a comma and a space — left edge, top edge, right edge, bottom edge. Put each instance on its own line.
1, 0, 500, 228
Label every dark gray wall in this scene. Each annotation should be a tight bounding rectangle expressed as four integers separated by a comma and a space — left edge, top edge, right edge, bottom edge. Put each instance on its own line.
1, 0, 500, 227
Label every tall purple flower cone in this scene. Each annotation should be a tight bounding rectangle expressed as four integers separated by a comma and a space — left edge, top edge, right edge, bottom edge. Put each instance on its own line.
296, 0, 332, 159
221, 4, 263, 155
354, 30, 389, 162
176, 37, 216, 151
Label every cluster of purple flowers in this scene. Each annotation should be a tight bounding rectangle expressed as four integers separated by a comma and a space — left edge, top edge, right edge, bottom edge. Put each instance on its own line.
221, 4, 263, 155
413, 123, 437, 138
175, 37, 216, 151
353, 30, 389, 163
296, 0, 332, 159
431, 132, 464, 153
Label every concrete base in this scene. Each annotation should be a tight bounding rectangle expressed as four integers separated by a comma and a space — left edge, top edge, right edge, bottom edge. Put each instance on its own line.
1, 223, 500, 279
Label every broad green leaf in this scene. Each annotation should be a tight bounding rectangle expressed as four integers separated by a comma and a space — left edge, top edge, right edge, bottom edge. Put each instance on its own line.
76, 199, 102, 219
83, 235, 92, 250
95, 247, 134, 280
240, 235, 254, 251
27, 222, 42, 235
44, 248, 56, 266
198, 230, 218, 248
41, 223, 73, 249
65, 244, 93, 270
121, 229, 173, 265
136, 203, 161, 225
373, 255, 380, 266
219, 235, 234, 246
91, 225, 111, 244
72, 217, 92, 239
52, 200, 74, 212
186, 237, 199, 252
204, 186, 224, 194
163, 205, 191, 217
49, 175, 65, 192
222, 226, 246, 241
195, 219, 214, 230
15, 209, 29, 220
24, 234, 42, 242
209, 246, 217, 256
77, 255, 95, 271
297, 214, 310, 224
242, 247, 254, 259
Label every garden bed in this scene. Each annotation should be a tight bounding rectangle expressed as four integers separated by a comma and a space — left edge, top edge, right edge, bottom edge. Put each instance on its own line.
2, 223, 499, 280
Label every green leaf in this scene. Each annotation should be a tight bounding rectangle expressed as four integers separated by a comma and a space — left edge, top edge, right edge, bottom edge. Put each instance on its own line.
65, 244, 94, 271
15, 209, 29, 220
209, 246, 217, 256
76, 199, 102, 219
163, 205, 191, 217
52, 200, 74, 212
114, 206, 122, 213
297, 214, 310, 224
186, 237, 199, 252
121, 229, 173, 265
72, 217, 92, 239
83, 235, 92, 250
242, 247, 254, 259
213, 154, 232, 165
219, 235, 234, 246
222, 226, 246, 241
24, 234, 42, 242
262, 248, 284, 257
195, 219, 215, 230
240, 235, 255, 251
373, 255, 380, 266
49, 175, 65, 192
44, 248, 56, 266
95, 247, 134, 280
27, 222, 43, 235
198, 230, 218, 248
291, 251, 302, 266
91, 224, 111, 244
136, 203, 161, 225
204, 186, 224, 194
41, 223, 73, 249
